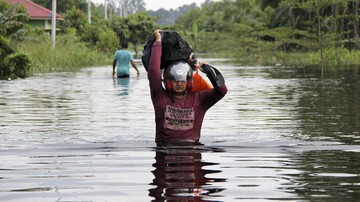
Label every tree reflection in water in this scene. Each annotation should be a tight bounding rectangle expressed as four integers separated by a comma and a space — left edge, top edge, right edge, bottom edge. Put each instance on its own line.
149, 144, 226, 201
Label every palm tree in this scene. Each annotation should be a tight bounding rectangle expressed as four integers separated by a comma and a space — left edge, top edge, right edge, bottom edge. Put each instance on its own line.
109, 0, 145, 18
0, 3, 28, 38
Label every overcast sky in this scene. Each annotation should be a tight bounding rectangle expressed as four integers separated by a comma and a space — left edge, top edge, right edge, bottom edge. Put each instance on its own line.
91, 0, 207, 11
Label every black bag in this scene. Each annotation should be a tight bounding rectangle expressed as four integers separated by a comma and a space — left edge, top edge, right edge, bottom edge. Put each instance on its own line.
142, 31, 193, 71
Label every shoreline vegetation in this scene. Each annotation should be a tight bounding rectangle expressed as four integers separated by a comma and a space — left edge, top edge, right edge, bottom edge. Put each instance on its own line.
6, 37, 360, 81
18, 33, 360, 76
17, 35, 111, 75
204, 48, 360, 68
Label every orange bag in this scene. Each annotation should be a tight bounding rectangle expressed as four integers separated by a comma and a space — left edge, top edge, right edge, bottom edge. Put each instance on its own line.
190, 70, 212, 92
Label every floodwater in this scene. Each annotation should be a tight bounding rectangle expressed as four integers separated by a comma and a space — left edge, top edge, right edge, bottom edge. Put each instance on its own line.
1, 59, 360, 201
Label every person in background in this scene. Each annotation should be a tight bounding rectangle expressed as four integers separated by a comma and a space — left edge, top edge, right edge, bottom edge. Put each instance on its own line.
112, 41, 140, 78
147, 29, 228, 145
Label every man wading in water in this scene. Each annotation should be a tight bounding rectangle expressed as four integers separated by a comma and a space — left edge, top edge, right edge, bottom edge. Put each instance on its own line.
147, 29, 227, 145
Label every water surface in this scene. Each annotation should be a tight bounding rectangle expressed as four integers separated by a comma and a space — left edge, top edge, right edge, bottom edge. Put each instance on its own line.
1, 60, 360, 201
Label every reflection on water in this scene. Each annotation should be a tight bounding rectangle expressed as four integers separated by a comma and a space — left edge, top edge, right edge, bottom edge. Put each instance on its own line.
1, 61, 360, 201
285, 149, 360, 201
149, 146, 226, 201
263, 66, 360, 143
113, 77, 130, 96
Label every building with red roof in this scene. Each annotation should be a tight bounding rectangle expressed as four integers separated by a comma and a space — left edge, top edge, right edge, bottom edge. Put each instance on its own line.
8, 0, 63, 31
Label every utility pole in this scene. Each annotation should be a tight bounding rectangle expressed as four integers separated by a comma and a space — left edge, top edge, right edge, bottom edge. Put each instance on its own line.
105, 0, 107, 19
88, 0, 91, 24
51, 0, 56, 49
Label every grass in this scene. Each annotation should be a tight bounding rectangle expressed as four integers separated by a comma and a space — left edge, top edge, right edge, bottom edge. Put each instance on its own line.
16, 34, 111, 74
15, 33, 360, 77
227, 48, 360, 68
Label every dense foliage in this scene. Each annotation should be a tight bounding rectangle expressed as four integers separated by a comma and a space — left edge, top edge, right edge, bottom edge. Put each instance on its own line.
0, 35, 31, 79
177, 0, 360, 68
0, 1, 31, 79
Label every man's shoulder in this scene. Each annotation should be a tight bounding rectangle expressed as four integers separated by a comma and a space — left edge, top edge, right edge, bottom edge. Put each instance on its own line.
115, 50, 132, 56
114, 50, 123, 55
118, 49, 132, 56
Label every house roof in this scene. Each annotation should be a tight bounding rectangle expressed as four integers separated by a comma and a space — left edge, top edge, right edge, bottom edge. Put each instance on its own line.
8, 0, 64, 20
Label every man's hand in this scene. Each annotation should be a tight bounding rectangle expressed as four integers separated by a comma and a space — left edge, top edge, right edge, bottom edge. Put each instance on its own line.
153, 29, 162, 42
199, 63, 225, 88
198, 62, 214, 75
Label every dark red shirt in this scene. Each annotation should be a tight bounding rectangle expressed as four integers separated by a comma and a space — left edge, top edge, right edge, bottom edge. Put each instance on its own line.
148, 41, 227, 143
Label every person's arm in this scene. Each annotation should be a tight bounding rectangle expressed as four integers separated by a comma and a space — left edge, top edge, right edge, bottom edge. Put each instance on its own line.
199, 63, 227, 96
130, 60, 140, 77
112, 59, 116, 77
147, 30, 163, 96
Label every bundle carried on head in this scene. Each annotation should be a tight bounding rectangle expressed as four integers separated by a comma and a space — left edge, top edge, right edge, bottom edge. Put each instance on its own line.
142, 31, 193, 71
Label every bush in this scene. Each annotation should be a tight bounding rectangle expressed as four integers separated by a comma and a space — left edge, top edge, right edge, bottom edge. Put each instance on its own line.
97, 30, 119, 53
6, 53, 31, 78
0, 35, 31, 79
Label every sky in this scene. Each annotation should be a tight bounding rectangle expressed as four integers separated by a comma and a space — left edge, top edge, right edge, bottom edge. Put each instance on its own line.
91, 0, 207, 11
143, 0, 206, 10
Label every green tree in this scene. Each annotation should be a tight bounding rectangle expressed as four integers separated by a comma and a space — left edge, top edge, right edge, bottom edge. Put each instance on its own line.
280, 0, 339, 72
0, 1, 31, 79
96, 30, 119, 53
59, 7, 88, 35
0, 1, 29, 38
334, 1, 360, 50
121, 0, 146, 15
0, 35, 31, 79
106, 0, 145, 18
81, 22, 119, 53
110, 12, 157, 57
190, 22, 198, 52
262, 0, 360, 51
32, 0, 87, 14
176, 0, 272, 57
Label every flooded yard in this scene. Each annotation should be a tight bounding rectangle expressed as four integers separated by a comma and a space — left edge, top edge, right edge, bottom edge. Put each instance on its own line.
1, 60, 360, 201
